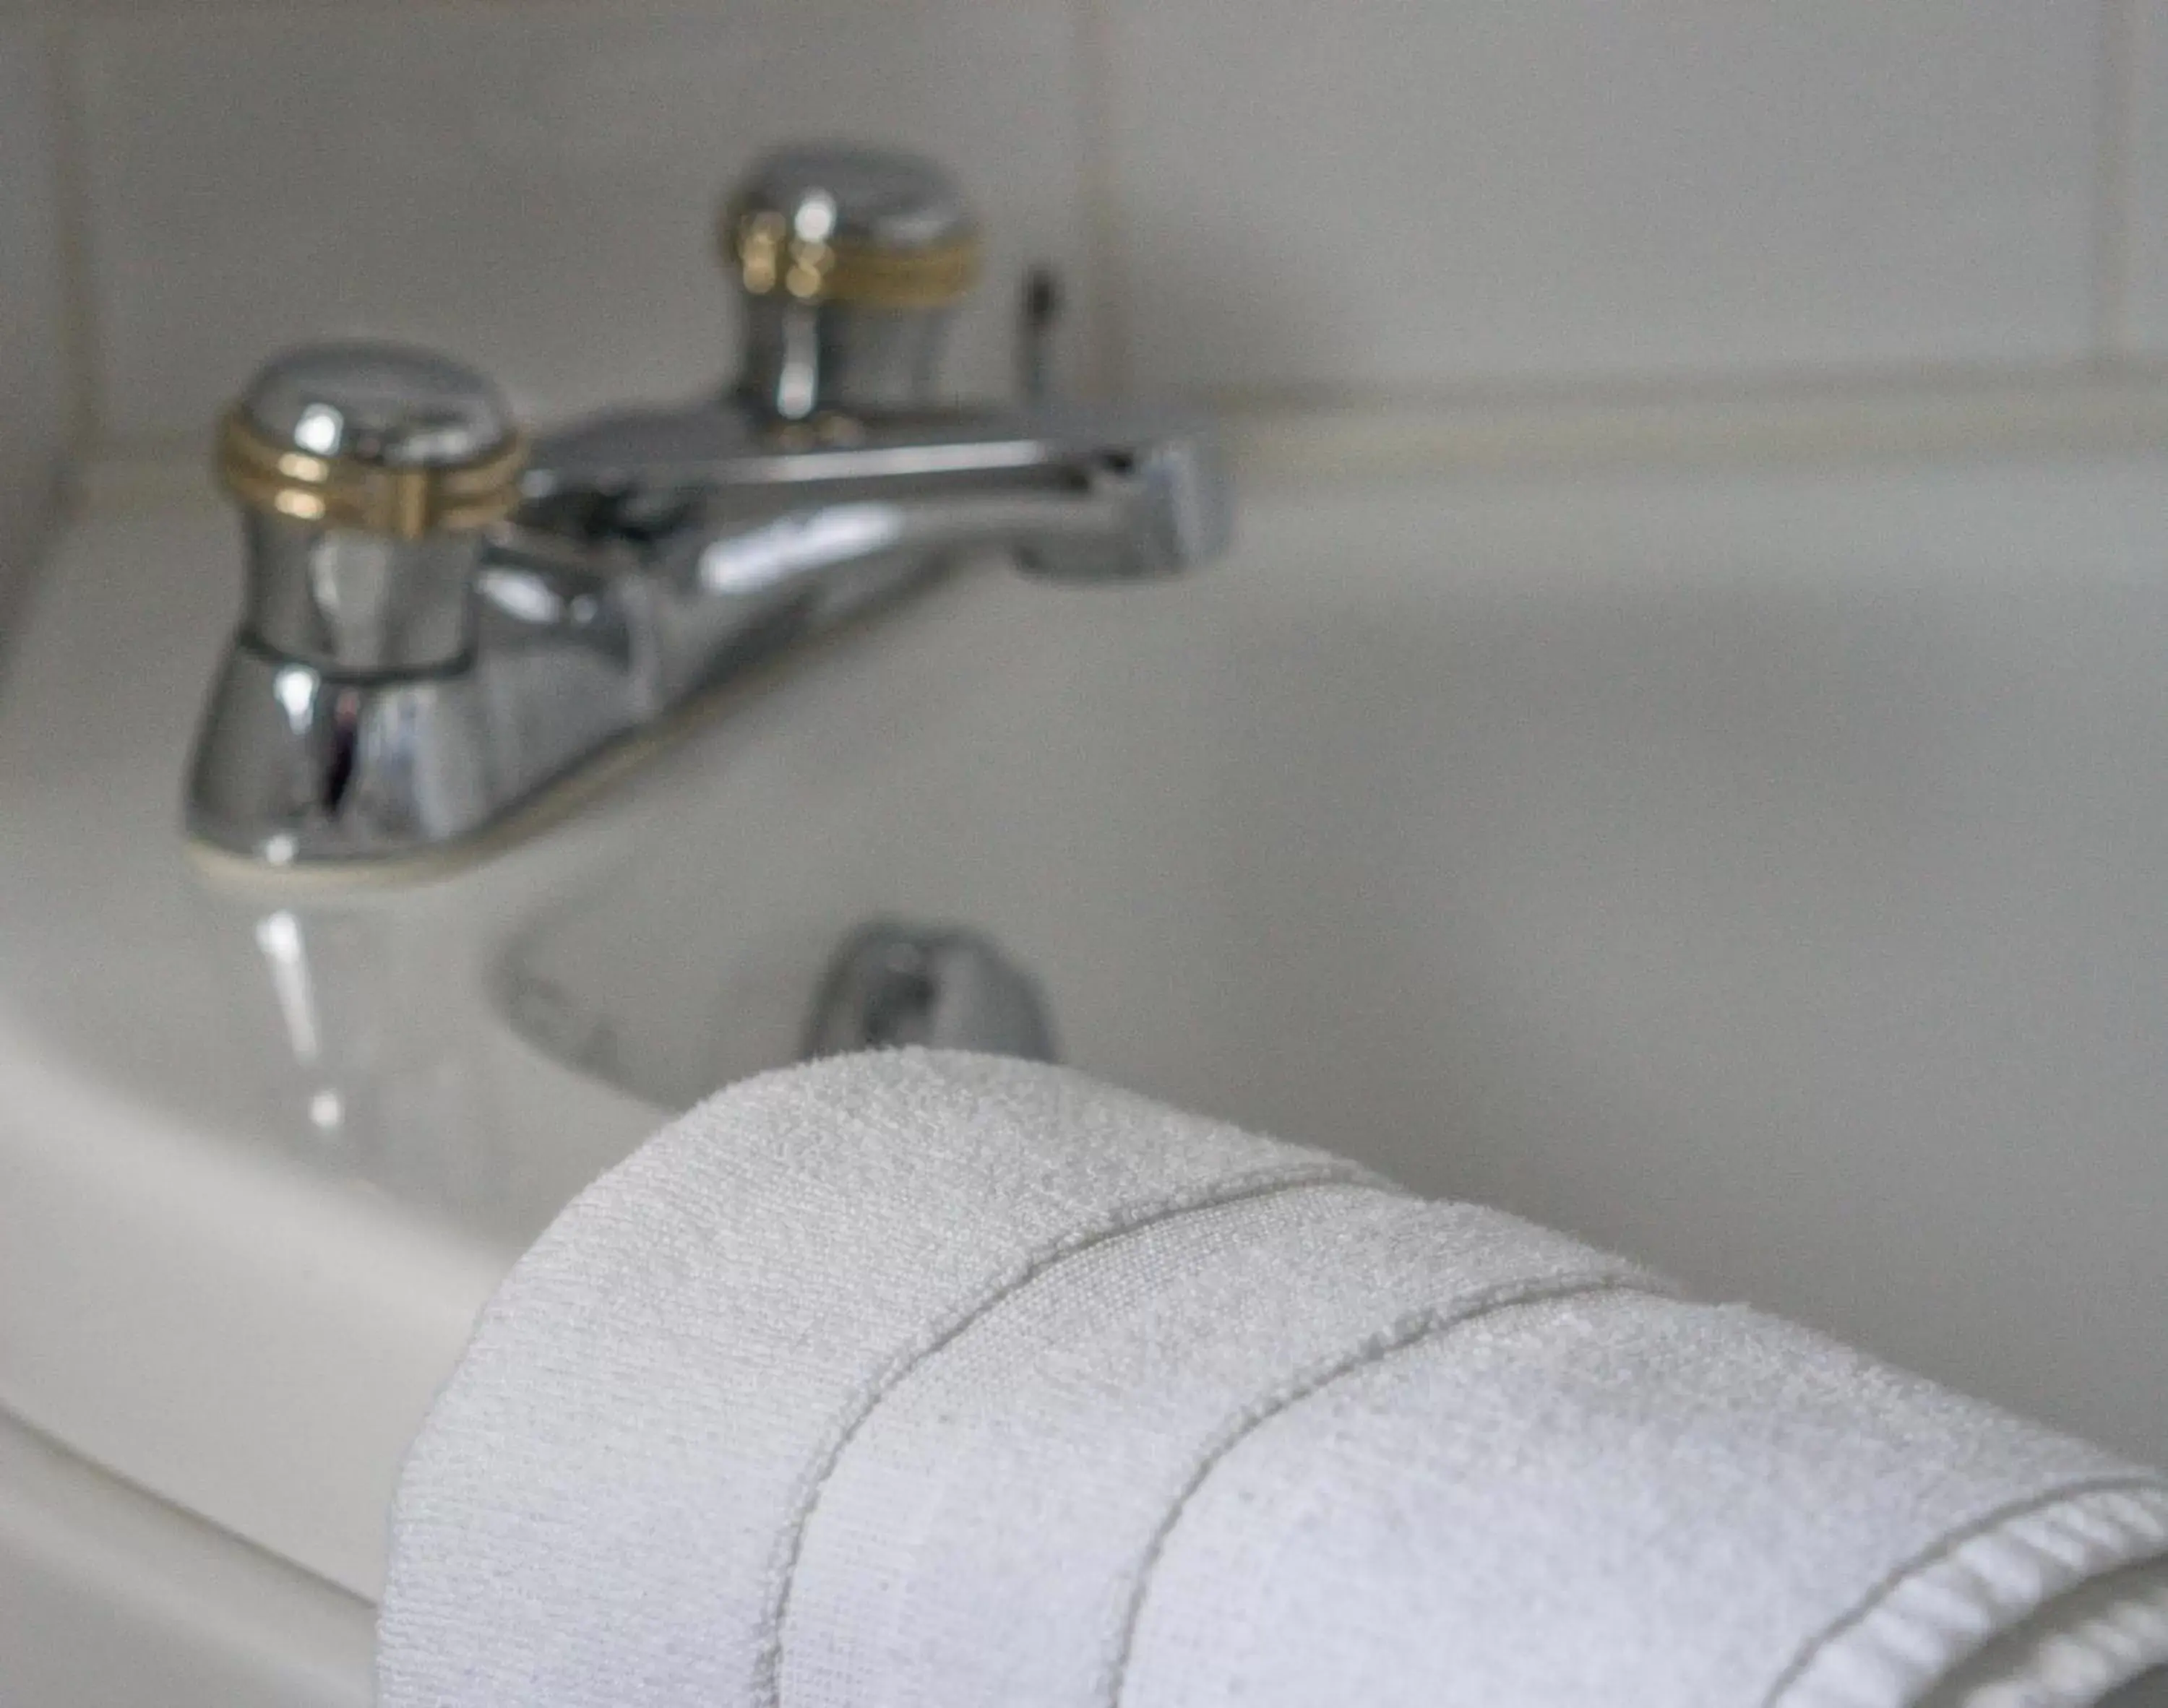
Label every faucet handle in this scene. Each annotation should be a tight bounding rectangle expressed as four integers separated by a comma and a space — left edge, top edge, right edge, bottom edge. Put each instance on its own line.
215, 341, 526, 675
218, 341, 525, 541
722, 144, 981, 420
724, 144, 980, 312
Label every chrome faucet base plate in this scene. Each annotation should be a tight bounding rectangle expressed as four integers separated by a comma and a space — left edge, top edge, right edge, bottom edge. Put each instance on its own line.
186, 551, 976, 878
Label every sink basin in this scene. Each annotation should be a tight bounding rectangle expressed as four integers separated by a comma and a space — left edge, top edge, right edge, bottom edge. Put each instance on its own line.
508, 460, 2168, 1475
4, 454, 2167, 1671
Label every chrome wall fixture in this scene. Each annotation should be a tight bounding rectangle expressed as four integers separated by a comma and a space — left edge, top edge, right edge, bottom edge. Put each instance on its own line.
186, 144, 1229, 868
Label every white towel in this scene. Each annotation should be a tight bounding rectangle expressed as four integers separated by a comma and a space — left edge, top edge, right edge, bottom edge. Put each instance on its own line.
377, 1051, 2168, 1708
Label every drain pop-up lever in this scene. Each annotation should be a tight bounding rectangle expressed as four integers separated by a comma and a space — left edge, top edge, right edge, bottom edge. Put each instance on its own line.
803, 921, 1057, 1063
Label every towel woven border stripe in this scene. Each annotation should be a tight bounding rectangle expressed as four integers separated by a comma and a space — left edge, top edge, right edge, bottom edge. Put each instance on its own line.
751, 1160, 1377, 1708
1102, 1271, 1671, 1707
1768, 1480, 2168, 1708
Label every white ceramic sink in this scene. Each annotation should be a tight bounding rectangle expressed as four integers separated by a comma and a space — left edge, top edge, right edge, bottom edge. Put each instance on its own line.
504, 455, 2168, 1480
4, 453, 2167, 1697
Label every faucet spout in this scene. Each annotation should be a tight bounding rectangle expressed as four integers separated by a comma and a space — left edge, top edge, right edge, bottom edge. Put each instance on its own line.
496, 397, 1226, 732
525, 402, 1228, 585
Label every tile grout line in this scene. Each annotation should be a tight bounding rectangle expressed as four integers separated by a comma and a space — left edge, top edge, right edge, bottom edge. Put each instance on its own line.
1073, 0, 1127, 401
2094, 0, 2139, 363
41, 13, 106, 471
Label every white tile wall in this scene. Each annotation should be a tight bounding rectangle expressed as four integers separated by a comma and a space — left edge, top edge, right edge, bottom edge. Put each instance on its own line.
0, 20, 68, 592
74, 0, 1095, 441
0, 0, 2155, 452
2122, 0, 2168, 353
1101, 1, 2104, 398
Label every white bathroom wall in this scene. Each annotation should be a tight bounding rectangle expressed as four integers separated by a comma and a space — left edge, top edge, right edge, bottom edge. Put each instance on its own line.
1101, 3, 2103, 397
5, 1, 2168, 456
69, 0, 1096, 436
0, 18, 68, 602
2121, 0, 2168, 349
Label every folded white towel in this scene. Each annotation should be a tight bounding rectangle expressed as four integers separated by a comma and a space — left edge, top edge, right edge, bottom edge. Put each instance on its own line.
1121, 1293, 2168, 1708
377, 1051, 2168, 1708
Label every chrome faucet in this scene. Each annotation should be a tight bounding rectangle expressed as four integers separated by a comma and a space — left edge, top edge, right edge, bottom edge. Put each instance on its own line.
186, 145, 1228, 868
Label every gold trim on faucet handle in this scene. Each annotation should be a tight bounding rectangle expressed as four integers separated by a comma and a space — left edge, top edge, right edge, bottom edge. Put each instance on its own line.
725, 206, 981, 311
216, 406, 528, 540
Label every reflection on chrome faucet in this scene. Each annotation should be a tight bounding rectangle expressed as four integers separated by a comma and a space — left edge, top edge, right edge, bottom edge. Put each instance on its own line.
184, 144, 1229, 869
209, 891, 518, 1222
251, 908, 348, 1139
253, 910, 323, 1069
